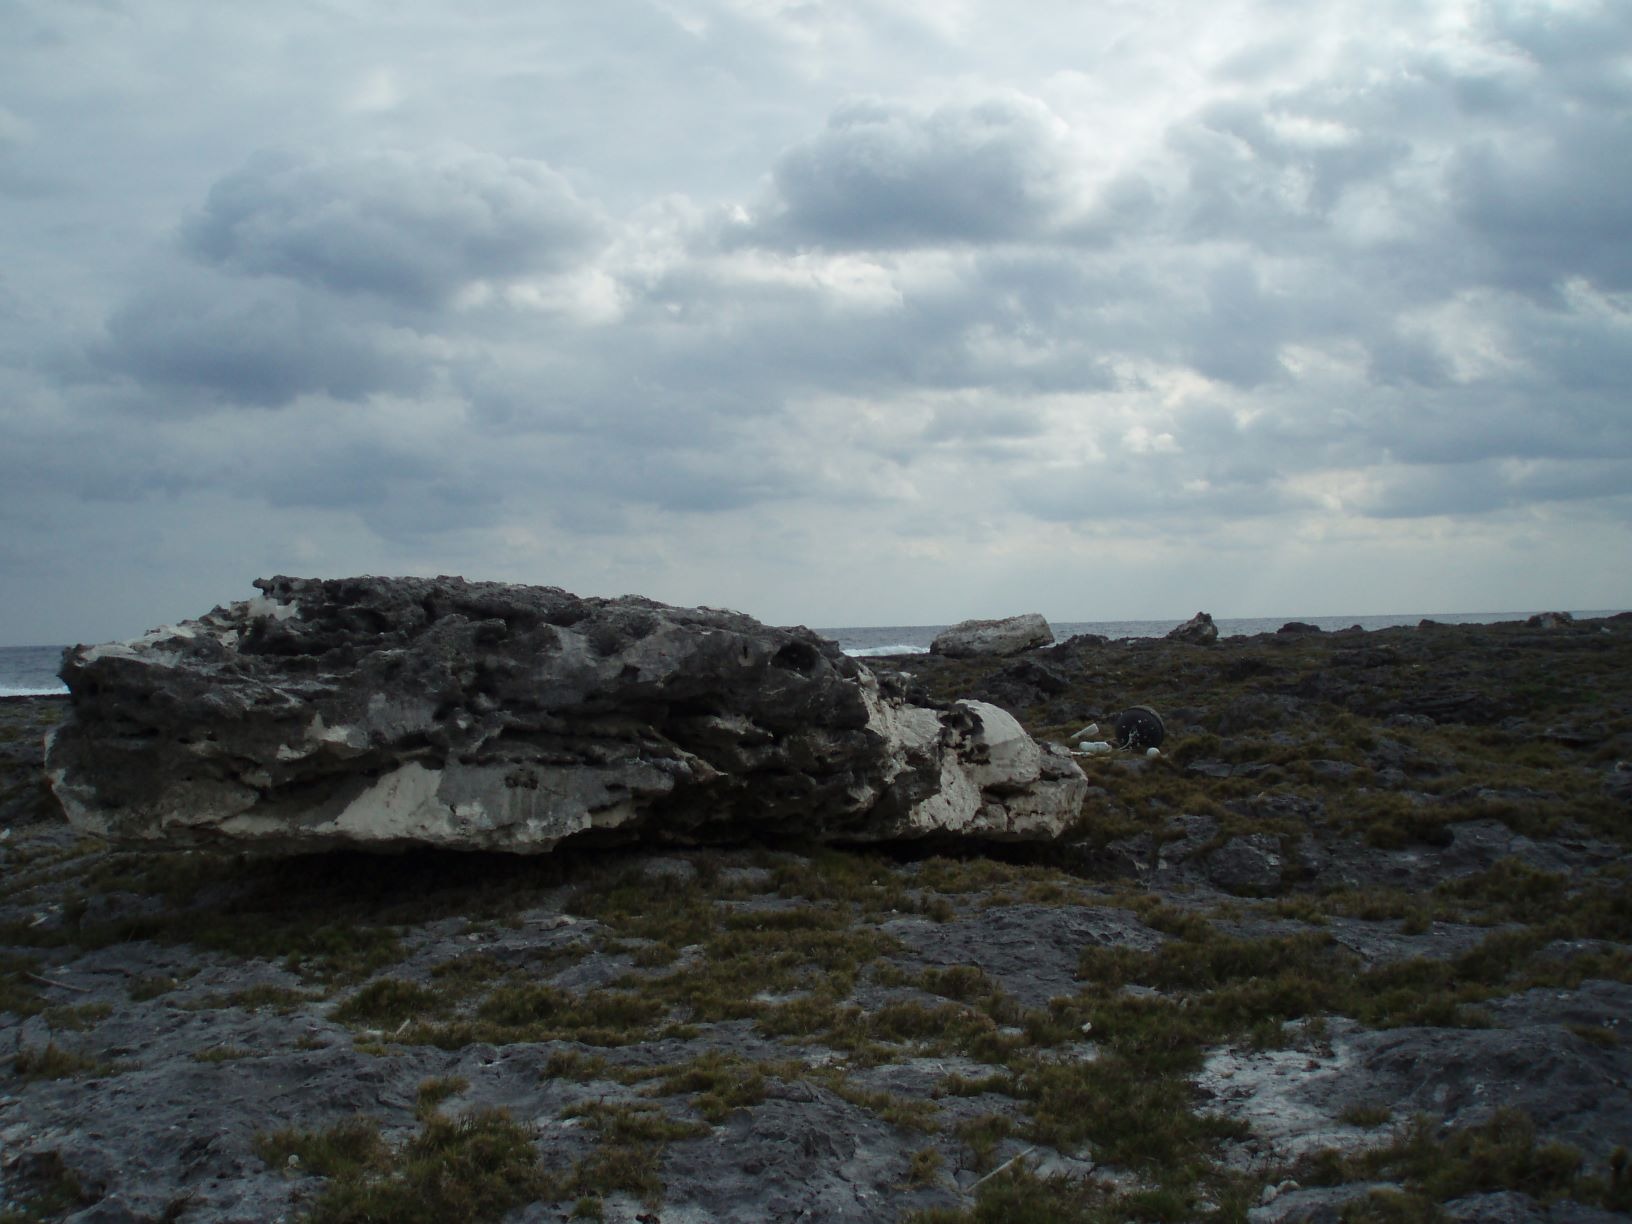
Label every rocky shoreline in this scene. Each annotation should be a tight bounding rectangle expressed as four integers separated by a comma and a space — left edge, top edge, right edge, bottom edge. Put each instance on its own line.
2, 611, 1630, 1222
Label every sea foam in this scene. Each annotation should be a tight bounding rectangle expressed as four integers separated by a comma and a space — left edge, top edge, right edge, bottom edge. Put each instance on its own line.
1, 684, 68, 698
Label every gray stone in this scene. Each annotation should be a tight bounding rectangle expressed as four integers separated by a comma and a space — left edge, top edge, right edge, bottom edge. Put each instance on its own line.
929, 613, 1054, 659
1205, 834, 1285, 896
1525, 611, 1575, 629
1605, 761, 1632, 804
1304, 818, 1622, 895
1166, 611, 1219, 644
1201, 983, 1632, 1172
1443, 1190, 1621, 1221
1248, 1183, 1397, 1223
658, 1084, 954, 1222
46, 577, 1086, 854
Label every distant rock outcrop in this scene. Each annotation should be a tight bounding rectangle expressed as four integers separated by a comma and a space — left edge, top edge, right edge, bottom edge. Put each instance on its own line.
930, 613, 1053, 659
1526, 611, 1575, 629
46, 577, 1087, 853
1277, 621, 1321, 635
1166, 611, 1219, 644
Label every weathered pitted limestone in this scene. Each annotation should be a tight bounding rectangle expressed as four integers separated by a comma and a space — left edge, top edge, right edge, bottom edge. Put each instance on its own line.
929, 613, 1053, 658
1167, 610, 1219, 644
46, 577, 1086, 852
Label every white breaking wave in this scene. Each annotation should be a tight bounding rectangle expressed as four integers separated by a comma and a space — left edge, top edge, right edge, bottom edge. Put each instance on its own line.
0, 684, 67, 697
843, 644, 930, 657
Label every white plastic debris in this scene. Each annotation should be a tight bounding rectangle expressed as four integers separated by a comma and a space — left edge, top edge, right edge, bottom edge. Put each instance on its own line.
1070, 722, 1100, 740
1146, 747, 1161, 758
1075, 741, 1113, 756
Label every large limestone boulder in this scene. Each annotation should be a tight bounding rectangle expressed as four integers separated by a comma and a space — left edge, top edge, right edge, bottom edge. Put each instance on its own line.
930, 613, 1053, 659
46, 577, 1086, 853
1166, 611, 1219, 645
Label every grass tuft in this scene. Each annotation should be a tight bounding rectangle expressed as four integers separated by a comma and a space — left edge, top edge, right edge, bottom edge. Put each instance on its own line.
256, 1108, 546, 1224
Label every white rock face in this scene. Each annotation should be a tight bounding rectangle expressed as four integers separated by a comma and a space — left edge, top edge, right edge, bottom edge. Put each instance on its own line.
930, 613, 1054, 658
1166, 611, 1219, 644
47, 576, 1087, 853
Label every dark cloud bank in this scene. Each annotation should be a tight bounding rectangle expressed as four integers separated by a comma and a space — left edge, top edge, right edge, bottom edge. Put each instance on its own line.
1, 0, 1628, 642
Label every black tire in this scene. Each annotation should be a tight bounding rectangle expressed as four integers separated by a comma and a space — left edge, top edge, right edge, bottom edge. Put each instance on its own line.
1114, 705, 1166, 750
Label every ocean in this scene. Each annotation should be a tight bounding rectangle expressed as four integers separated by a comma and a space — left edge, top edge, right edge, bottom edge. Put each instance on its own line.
3, 609, 1621, 695
0, 645, 71, 697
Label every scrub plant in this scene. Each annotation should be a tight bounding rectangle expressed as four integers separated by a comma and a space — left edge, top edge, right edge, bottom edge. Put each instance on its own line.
256, 1108, 547, 1224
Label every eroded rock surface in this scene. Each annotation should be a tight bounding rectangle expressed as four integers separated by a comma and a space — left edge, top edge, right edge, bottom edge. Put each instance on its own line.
929, 613, 1053, 658
1167, 610, 1219, 644
46, 577, 1086, 853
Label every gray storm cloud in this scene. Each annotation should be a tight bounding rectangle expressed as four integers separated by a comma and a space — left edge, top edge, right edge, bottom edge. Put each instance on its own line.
0, 0, 1628, 643
96, 275, 421, 407
751, 96, 1080, 248
184, 148, 607, 307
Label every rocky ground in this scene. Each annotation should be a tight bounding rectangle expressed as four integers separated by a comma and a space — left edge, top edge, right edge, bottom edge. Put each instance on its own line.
2, 615, 1630, 1223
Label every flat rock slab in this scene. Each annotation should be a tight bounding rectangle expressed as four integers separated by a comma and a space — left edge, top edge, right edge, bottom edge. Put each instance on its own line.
1200, 981, 1632, 1167
882, 903, 1165, 1007
930, 614, 1054, 659
655, 1086, 956, 1223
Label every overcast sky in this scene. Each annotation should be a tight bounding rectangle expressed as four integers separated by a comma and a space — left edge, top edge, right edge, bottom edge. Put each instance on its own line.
3, 0, 1630, 644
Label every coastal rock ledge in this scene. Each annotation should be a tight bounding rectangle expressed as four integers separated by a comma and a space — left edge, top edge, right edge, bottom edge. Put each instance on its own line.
46, 576, 1087, 853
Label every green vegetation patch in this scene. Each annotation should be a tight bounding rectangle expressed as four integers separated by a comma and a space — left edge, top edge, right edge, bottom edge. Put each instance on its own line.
414, 1075, 469, 1120
257, 1108, 547, 1224
549, 1101, 709, 1207
1080, 884, 1632, 1040
211, 983, 322, 1014
905, 1145, 945, 1187
476, 982, 663, 1032
13, 1041, 114, 1081
40, 1001, 113, 1030
193, 1044, 257, 1063
331, 977, 449, 1028
427, 951, 513, 994
391, 982, 672, 1049
1300, 1109, 1632, 1215
0, 953, 46, 1018
816, 1070, 943, 1132
1014, 1050, 1248, 1173
589, 901, 904, 1041
642, 1049, 777, 1122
